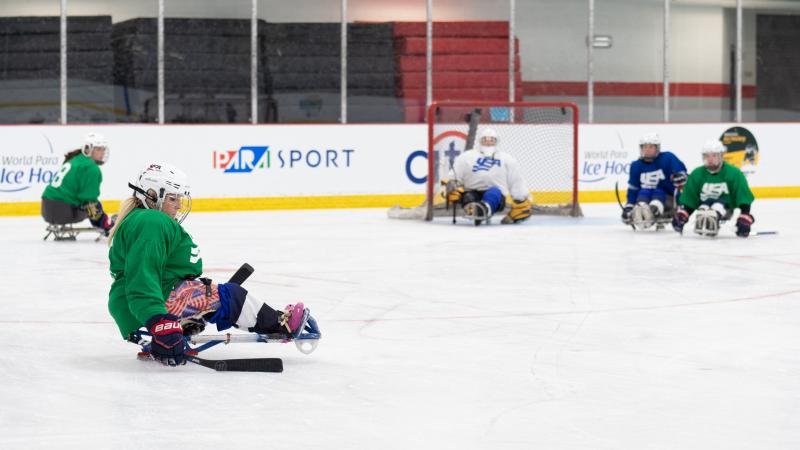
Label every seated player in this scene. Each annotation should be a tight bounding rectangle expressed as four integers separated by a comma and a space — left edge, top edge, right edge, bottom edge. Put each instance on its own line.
621, 133, 687, 229
443, 127, 532, 226
41, 133, 115, 236
108, 162, 310, 366
672, 140, 755, 237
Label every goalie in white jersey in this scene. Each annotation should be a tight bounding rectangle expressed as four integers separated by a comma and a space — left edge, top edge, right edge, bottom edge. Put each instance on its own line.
444, 127, 532, 225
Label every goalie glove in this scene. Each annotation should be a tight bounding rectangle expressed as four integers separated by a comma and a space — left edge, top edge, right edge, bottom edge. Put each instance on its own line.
441, 179, 464, 205
736, 213, 754, 238
501, 198, 532, 224
671, 172, 688, 190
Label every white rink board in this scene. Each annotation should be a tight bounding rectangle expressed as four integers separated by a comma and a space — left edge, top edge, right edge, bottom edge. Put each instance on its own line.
0, 125, 425, 202
576, 123, 798, 193
0, 123, 797, 203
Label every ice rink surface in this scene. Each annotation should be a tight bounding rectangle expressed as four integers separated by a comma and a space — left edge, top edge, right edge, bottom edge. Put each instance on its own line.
1, 200, 799, 449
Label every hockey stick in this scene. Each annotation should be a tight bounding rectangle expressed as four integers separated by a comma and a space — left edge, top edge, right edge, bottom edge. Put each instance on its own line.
449, 109, 482, 225
674, 187, 684, 236
228, 263, 254, 285
614, 181, 635, 231
185, 354, 283, 372
136, 350, 284, 372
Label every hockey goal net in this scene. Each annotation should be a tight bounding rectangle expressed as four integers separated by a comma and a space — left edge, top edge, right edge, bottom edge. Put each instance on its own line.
422, 101, 581, 220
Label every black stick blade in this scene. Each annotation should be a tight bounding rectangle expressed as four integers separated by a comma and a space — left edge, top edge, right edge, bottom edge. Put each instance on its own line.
189, 356, 283, 373
228, 263, 255, 285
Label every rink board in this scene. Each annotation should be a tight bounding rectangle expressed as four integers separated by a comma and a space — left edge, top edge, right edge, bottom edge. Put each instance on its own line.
0, 122, 798, 215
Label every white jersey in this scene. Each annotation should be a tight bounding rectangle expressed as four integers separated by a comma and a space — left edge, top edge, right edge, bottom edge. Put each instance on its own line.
448, 148, 530, 201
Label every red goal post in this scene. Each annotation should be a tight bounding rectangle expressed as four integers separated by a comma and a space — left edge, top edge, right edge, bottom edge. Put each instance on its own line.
425, 101, 580, 221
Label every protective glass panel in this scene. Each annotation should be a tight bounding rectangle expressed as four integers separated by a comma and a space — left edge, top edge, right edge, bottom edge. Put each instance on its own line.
90, 1, 158, 123
258, 0, 341, 123
0, 1, 61, 123
745, 2, 800, 121
164, 0, 252, 123
669, 3, 737, 122
424, 0, 513, 125
594, 0, 664, 123
346, 1, 424, 123
67, 0, 154, 123
519, 0, 589, 123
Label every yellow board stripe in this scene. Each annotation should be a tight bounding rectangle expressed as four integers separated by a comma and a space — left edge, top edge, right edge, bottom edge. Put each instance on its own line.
3, 187, 799, 216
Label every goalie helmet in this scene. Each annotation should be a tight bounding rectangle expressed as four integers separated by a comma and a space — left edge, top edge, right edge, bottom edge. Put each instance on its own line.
129, 162, 192, 224
701, 139, 725, 173
82, 132, 109, 165
639, 133, 661, 162
478, 127, 498, 156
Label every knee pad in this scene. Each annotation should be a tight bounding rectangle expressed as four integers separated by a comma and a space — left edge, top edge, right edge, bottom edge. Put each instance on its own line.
649, 199, 664, 216
710, 202, 727, 219
632, 202, 656, 229
481, 187, 504, 215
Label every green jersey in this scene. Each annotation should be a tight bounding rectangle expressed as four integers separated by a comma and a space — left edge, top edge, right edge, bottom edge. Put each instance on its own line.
107, 208, 203, 337
680, 162, 754, 211
41, 153, 102, 206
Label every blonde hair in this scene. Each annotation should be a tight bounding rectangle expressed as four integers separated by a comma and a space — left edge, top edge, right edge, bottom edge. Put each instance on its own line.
108, 197, 143, 246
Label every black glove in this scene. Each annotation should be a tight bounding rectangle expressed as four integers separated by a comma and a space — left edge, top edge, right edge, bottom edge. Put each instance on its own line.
146, 314, 187, 366
621, 204, 633, 224
670, 172, 688, 190
672, 208, 689, 232
736, 213, 754, 237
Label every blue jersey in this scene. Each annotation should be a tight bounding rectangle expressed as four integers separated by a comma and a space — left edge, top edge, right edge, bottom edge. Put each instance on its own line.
626, 151, 687, 204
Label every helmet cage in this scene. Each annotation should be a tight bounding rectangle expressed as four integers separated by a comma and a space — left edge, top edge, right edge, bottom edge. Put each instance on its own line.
129, 163, 192, 224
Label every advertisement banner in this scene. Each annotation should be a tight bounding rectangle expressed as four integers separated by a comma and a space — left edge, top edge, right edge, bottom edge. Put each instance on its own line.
0, 122, 797, 214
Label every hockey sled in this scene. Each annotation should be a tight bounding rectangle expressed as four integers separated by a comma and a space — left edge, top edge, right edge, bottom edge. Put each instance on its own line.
43, 223, 105, 241
129, 309, 321, 372
128, 263, 320, 372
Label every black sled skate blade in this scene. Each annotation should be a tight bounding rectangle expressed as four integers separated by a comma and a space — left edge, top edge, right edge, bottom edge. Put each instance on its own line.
187, 355, 283, 373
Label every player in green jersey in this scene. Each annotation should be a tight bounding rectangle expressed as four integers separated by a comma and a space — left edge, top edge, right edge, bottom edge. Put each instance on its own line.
672, 140, 755, 237
108, 162, 309, 366
41, 133, 115, 235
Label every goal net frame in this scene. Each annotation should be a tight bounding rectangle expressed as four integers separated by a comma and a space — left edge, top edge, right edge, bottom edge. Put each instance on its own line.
425, 100, 580, 221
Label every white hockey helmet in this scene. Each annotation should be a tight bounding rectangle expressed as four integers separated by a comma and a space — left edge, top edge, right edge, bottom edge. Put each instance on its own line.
701, 139, 725, 173
639, 133, 661, 162
129, 162, 192, 223
478, 127, 498, 155
82, 132, 109, 165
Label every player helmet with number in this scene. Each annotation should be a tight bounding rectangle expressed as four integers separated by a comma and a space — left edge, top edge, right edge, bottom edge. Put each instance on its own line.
701, 139, 725, 173
82, 132, 109, 165
129, 162, 192, 223
478, 127, 498, 156
639, 133, 661, 162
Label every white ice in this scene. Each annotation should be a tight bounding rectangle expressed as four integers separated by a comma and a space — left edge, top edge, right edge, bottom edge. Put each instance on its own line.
1, 200, 799, 450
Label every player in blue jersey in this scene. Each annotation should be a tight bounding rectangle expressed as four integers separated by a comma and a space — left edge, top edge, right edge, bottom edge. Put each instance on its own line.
621, 133, 688, 229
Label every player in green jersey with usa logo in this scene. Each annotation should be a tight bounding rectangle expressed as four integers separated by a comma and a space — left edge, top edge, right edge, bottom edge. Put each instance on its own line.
672, 140, 755, 237
108, 162, 309, 366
